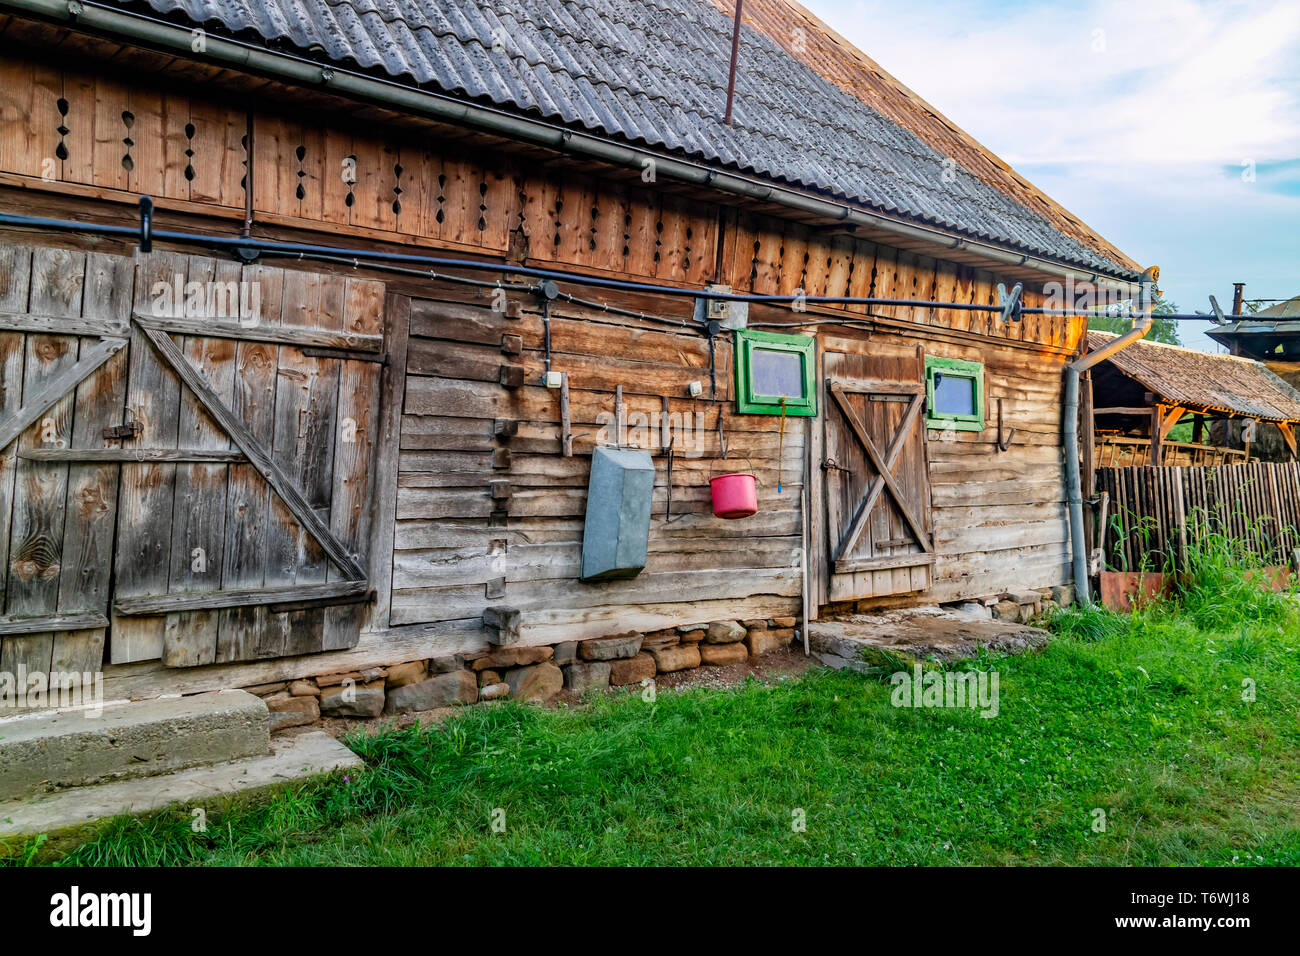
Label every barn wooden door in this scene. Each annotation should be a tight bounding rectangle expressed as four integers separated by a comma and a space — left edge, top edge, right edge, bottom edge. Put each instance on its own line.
0, 245, 384, 676
821, 347, 933, 602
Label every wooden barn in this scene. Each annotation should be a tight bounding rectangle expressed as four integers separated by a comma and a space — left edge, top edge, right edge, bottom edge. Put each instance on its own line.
0, 0, 1150, 718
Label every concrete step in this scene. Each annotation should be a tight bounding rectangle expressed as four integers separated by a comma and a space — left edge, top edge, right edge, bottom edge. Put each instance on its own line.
0, 690, 269, 801
0, 730, 361, 849
809, 605, 1050, 669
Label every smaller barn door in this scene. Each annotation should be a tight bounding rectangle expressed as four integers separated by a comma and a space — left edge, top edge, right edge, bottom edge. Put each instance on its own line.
821, 347, 933, 602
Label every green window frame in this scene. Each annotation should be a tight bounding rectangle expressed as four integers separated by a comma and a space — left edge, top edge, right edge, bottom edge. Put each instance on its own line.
734, 329, 817, 416
925, 356, 985, 432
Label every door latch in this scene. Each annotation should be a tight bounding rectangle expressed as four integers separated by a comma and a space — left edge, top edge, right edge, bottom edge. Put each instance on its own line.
103, 420, 143, 441
821, 457, 853, 474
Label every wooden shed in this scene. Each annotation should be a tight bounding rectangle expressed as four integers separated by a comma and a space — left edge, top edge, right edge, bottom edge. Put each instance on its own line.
0, 0, 1146, 710
1086, 330, 1300, 468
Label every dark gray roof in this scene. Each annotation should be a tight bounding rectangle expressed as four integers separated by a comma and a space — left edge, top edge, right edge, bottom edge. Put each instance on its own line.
125, 0, 1133, 275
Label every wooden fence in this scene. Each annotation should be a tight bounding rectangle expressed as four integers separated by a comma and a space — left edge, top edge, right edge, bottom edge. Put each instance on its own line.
1096, 463, 1300, 572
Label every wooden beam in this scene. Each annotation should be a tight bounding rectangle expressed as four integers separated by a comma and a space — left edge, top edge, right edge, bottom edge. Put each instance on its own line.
1150, 405, 1163, 466
115, 580, 368, 616
0, 612, 109, 636
834, 553, 936, 575
18, 448, 248, 463
0, 310, 128, 338
1279, 423, 1298, 460
0, 336, 126, 452
483, 606, 521, 646
136, 320, 367, 580
1158, 405, 1186, 441
134, 313, 382, 352
1093, 406, 1154, 417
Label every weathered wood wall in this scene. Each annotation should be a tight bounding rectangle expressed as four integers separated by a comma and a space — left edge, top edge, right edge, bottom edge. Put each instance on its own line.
0, 46, 1086, 699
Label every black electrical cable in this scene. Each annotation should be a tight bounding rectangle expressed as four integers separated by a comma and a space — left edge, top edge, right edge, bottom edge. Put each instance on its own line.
0, 205, 1215, 322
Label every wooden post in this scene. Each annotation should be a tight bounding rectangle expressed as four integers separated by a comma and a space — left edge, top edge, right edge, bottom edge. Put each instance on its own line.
1150, 404, 1164, 467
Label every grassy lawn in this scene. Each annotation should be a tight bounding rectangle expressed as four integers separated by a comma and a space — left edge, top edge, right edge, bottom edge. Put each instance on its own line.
16, 563, 1300, 866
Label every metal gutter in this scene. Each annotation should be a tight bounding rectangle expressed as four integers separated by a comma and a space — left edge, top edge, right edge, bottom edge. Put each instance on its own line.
4, 0, 1142, 293
1064, 267, 1158, 604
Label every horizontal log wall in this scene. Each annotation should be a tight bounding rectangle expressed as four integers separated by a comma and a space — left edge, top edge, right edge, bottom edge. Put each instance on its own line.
395, 288, 802, 644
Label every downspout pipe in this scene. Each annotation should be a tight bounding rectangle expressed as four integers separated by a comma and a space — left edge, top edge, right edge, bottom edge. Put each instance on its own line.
3, 0, 1141, 294
1064, 267, 1158, 603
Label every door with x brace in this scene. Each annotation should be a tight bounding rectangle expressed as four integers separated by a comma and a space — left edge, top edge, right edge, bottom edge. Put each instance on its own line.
821, 347, 933, 601
0, 244, 385, 678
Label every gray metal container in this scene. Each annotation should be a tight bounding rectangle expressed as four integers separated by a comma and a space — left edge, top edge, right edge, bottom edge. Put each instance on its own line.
580, 446, 655, 582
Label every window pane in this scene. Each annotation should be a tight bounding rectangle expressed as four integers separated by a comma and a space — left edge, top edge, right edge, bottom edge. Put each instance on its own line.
934, 372, 976, 416
751, 347, 804, 398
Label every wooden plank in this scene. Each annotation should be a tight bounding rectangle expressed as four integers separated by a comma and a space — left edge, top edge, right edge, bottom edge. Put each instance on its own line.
0, 310, 128, 337
322, 278, 386, 648
162, 255, 241, 667
20, 447, 247, 462
53, 250, 134, 675
266, 268, 333, 656
0, 244, 32, 656
116, 580, 368, 616
835, 552, 935, 575
3, 246, 87, 677
364, 293, 408, 633
216, 263, 282, 663
0, 612, 108, 636
111, 252, 187, 664
134, 312, 382, 351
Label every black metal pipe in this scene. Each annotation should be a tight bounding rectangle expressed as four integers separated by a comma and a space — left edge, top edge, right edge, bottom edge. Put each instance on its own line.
0, 207, 1218, 322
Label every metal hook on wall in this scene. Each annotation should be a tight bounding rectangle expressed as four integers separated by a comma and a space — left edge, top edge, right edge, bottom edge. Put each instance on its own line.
997, 397, 1016, 452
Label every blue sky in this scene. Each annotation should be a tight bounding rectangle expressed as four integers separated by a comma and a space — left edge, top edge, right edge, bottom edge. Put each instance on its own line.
802, 0, 1300, 351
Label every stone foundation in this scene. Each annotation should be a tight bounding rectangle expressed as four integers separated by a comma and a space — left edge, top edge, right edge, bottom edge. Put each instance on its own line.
247, 618, 800, 733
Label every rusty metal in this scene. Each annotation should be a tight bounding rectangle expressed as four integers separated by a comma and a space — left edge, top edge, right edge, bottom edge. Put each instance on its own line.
724, 0, 744, 127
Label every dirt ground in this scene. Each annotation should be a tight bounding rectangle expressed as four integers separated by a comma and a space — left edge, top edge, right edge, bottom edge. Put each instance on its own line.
311, 645, 816, 740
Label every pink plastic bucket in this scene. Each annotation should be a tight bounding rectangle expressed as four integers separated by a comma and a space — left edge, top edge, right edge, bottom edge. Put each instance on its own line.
709, 472, 758, 519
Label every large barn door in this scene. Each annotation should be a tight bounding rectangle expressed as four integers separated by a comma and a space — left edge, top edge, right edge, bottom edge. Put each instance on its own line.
822, 347, 933, 602
0, 245, 385, 676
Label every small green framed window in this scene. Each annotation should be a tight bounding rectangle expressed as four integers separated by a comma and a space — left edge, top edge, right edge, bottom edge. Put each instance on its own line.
925, 356, 985, 432
734, 329, 817, 416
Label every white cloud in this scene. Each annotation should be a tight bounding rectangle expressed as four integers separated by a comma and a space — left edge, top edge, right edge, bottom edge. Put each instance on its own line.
802, 0, 1300, 349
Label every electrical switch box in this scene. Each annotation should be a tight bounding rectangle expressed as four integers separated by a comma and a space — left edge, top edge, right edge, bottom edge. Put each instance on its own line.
580, 446, 654, 582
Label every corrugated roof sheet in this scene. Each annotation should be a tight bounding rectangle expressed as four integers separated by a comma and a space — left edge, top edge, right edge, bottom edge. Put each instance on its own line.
724, 0, 1140, 273
1090, 331, 1300, 423
114, 0, 1137, 276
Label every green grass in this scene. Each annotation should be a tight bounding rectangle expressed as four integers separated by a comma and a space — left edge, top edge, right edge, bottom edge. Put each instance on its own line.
9, 549, 1300, 866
